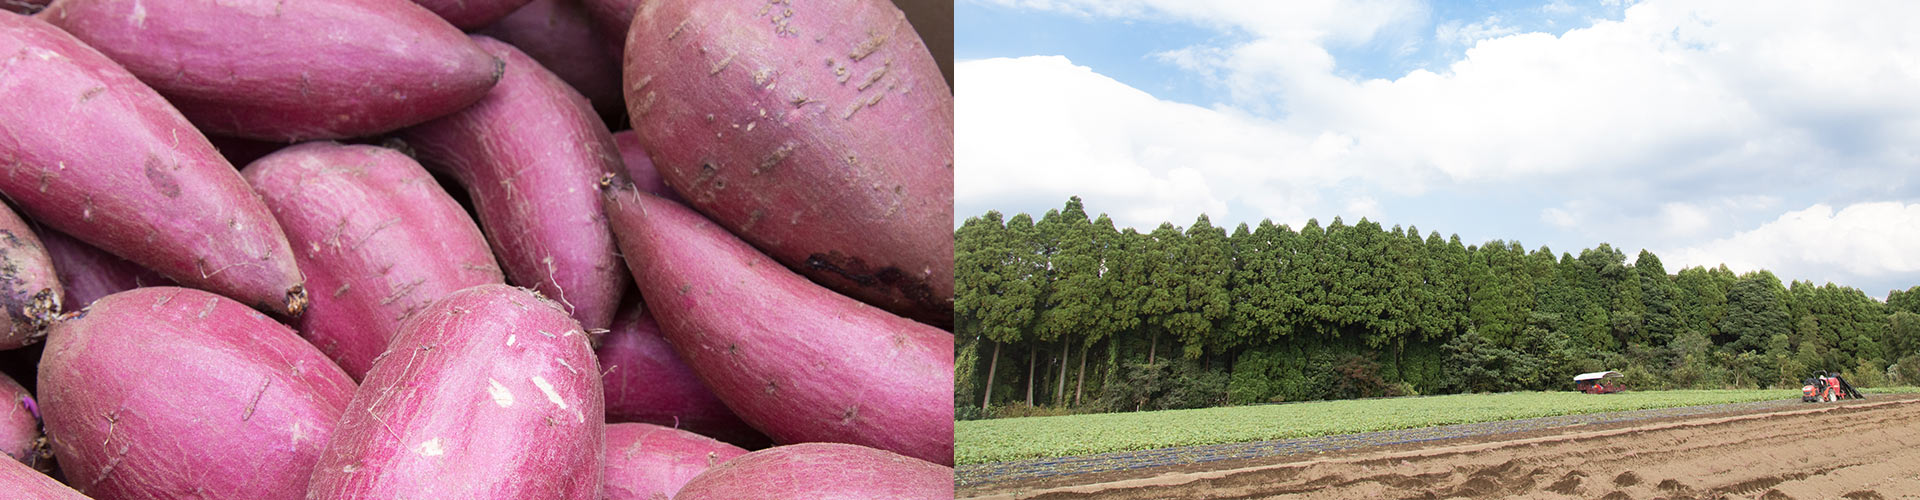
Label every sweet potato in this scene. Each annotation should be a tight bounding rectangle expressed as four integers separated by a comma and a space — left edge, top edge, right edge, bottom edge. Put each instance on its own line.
307, 284, 604, 499
0, 204, 58, 351
479, 0, 623, 118
611, 130, 685, 204
599, 183, 954, 465
600, 299, 762, 447
245, 142, 505, 380
603, 422, 747, 500
577, 0, 635, 53
1, 372, 47, 471
0, 12, 308, 316
622, 0, 955, 328
36, 224, 171, 310
413, 0, 532, 30
41, 0, 503, 141
37, 287, 356, 500
398, 36, 627, 333
673, 443, 952, 500
0, 457, 85, 500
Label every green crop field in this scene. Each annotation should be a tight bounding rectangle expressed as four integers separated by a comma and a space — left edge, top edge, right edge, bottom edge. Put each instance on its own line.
956, 388, 1920, 465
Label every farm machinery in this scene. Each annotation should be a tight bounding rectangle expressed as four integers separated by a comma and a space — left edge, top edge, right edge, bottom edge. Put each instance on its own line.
1801, 372, 1865, 402
1573, 371, 1625, 394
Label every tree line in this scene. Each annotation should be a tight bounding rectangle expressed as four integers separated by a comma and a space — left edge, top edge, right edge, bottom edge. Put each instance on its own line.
955, 197, 1920, 419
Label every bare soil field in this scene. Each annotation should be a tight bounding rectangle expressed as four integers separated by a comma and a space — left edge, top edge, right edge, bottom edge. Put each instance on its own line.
962, 394, 1920, 499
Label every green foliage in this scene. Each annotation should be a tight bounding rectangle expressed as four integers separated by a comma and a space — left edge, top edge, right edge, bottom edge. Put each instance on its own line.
1892, 354, 1920, 385
1098, 359, 1229, 412
956, 197, 1920, 416
955, 389, 1905, 465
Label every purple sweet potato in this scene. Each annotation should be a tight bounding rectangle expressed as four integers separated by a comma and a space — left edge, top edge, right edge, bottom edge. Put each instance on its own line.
577, 0, 636, 55
1, 372, 48, 471
398, 36, 627, 333
599, 184, 954, 465
0, 457, 85, 500
36, 224, 171, 310
41, 0, 503, 141
603, 422, 747, 500
610, 130, 685, 204
622, 0, 955, 328
245, 142, 505, 380
0, 204, 58, 351
600, 299, 762, 447
673, 443, 952, 500
1, 0, 45, 15
413, 0, 532, 30
479, 0, 623, 118
307, 284, 604, 499
0, 11, 308, 316
37, 287, 356, 500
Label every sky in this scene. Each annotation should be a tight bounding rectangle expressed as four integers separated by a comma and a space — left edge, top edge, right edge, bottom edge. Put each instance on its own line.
953, 0, 1920, 299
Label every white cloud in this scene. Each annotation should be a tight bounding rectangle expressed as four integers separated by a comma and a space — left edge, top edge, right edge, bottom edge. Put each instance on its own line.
972, 0, 1920, 184
960, 0, 1920, 290
1657, 202, 1712, 238
1541, 207, 1577, 228
1665, 202, 1920, 280
958, 56, 1302, 229
1435, 16, 1518, 46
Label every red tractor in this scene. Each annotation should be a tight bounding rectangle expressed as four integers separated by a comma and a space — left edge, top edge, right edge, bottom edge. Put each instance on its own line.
1574, 371, 1625, 394
1802, 372, 1865, 402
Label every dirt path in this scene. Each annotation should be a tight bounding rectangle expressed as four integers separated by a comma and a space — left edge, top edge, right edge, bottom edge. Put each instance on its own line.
963, 397, 1920, 499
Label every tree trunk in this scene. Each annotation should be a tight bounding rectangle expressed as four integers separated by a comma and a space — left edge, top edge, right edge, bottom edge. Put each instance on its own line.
982, 341, 1001, 411
1056, 338, 1069, 406
1149, 331, 1159, 365
1039, 348, 1054, 406
1025, 344, 1037, 407
1075, 340, 1089, 406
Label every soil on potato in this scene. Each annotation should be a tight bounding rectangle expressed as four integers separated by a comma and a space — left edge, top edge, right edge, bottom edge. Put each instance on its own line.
961, 394, 1920, 500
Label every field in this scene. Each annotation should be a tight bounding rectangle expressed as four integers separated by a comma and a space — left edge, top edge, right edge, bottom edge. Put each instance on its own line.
957, 388, 1919, 465
962, 394, 1920, 499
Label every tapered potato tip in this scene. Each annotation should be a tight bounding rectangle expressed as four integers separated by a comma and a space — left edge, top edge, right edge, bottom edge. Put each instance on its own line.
286, 284, 309, 317
24, 289, 57, 332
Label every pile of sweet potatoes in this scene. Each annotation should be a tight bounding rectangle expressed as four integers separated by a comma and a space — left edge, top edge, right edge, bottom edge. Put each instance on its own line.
0, 0, 953, 497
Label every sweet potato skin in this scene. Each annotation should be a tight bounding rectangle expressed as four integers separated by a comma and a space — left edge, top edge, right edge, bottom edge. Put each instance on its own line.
245, 142, 504, 380
0, 457, 86, 500
479, 0, 623, 118
0, 204, 59, 351
622, 0, 955, 328
600, 184, 954, 465
37, 287, 355, 500
413, 0, 532, 30
0, 11, 307, 315
673, 443, 952, 500
0, 372, 47, 470
610, 130, 685, 204
603, 422, 746, 500
600, 299, 763, 447
307, 284, 604, 499
36, 224, 171, 310
399, 36, 627, 333
578, 0, 636, 54
41, 0, 503, 141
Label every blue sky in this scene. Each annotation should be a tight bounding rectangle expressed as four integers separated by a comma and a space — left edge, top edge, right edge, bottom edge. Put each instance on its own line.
954, 0, 1920, 298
